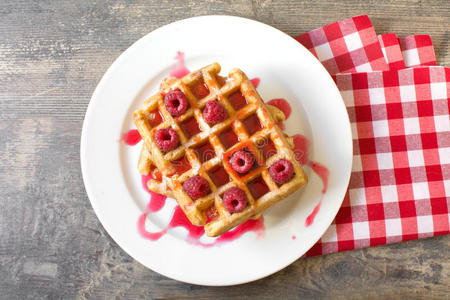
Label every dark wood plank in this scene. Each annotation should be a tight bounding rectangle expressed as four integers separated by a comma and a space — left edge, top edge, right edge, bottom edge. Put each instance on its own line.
0, 0, 448, 299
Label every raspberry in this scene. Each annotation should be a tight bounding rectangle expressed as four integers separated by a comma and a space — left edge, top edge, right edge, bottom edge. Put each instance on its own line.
154, 128, 179, 152
202, 100, 227, 125
183, 176, 210, 199
230, 150, 254, 174
223, 187, 247, 213
164, 90, 188, 116
269, 159, 294, 184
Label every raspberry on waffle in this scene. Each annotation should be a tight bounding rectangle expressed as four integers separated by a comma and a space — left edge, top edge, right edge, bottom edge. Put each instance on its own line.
133, 63, 307, 236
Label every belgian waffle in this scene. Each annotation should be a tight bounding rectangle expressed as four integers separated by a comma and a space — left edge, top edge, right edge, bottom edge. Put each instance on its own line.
137, 104, 288, 198
133, 63, 307, 236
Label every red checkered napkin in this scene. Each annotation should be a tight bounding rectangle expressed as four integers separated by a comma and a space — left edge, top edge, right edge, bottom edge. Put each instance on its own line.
307, 66, 450, 256
295, 15, 388, 74
399, 35, 437, 67
378, 33, 405, 70
294, 16, 449, 256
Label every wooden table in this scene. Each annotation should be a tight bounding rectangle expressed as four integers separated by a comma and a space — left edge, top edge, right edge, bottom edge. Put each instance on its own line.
1, 1, 448, 298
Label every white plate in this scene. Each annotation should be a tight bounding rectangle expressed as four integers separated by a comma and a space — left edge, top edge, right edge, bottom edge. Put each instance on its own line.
81, 15, 352, 286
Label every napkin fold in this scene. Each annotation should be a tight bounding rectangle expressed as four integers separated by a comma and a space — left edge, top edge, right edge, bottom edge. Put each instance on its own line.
399, 35, 437, 67
378, 33, 405, 70
294, 15, 449, 256
295, 15, 388, 74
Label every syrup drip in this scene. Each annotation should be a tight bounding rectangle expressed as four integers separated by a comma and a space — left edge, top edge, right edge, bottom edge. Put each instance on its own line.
215, 217, 265, 242
308, 162, 329, 194
137, 174, 169, 240
169, 51, 190, 78
267, 98, 292, 119
140, 174, 166, 212
123, 129, 142, 145
138, 201, 265, 246
267, 98, 291, 130
250, 77, 261, 88
305, 200, 321, 227
136, 159, 265, 245
291, 133, 330, 227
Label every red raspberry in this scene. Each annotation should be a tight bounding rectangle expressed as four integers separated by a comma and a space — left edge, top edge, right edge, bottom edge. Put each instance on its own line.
164, 90, 188, 116
154, 128, 179, 152
183, 176, 210, 199
202, 100, 227, 125
230, 150, 254, 174
269, 159, 294, 184
223, 187, 247, 213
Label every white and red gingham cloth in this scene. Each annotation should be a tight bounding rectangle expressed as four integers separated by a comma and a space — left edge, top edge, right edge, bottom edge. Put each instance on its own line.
294, 15, 449, 256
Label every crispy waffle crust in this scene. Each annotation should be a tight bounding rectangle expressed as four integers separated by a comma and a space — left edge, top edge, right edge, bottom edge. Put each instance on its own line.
133, 63, 307, 236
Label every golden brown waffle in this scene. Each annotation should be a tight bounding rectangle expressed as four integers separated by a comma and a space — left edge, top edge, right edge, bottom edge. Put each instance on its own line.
133, 63, 307, 236
137, 104, 288, 198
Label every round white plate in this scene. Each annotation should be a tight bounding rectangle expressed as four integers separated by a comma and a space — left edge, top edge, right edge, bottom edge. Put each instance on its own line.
81, 15, 352, 286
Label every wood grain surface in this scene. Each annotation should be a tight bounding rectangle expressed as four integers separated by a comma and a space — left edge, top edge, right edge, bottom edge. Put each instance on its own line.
0, 1, 448, 299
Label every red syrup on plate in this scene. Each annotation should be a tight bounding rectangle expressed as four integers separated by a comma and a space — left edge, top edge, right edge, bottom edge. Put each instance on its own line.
250, 77, 260, 88
266, 98, 291, 130
169, 51, 190, 78
137, 175, 168, 240
140, 174, 166, 212
305, 200, 322, 227
135, 151, 265, 246
291, 134, 330, 227
122, 129, 142, 145
216, 217, 265, 242
138, 202, 265, 246
266, 98, 291, 119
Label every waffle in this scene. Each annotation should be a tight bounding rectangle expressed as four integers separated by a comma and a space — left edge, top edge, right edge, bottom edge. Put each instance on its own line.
137, 104, 288, 198
133, 63, 307, 236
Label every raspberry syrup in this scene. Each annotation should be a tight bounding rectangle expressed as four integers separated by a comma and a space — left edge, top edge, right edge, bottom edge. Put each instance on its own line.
190, 81, 210, 99
218, 127, 239, 149
215, 217, 265, 242
267, 98, 292, 119
247, 176, 270, 199
122, 129, 142, 145
228, 91, 248, 111
136, 164, 265, 245
140, 174, 166, 212
242, 114, 262, 135
291, 133, 330, 227
146, 110, 164, 127
169, 51, 190, 78
179, 117, 201, 139
207, 165, 230, 187
267, 98, 290, 130
250, 77, 260, 88
172, 155, 191, 175
138, 199, 265, 246
305, 200, 322, 227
